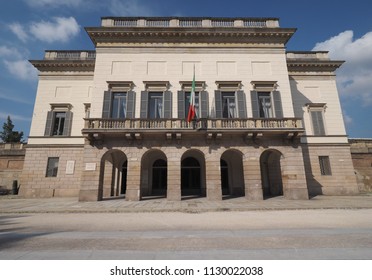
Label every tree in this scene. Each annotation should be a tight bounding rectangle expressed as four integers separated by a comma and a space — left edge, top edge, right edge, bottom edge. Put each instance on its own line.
0, 116, 24, 143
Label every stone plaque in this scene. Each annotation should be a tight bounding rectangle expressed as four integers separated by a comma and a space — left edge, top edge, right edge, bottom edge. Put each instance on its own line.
66, 160, 75, 174
85, 163, 96, 171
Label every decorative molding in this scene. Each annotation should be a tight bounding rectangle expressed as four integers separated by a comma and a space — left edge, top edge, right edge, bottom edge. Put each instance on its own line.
305, 103, 327, 112
216, 81, 242, 90
143, 81, 170, 91
30, 60, 95, 72
50, 103, 73, 111
86, 27, 296, 46
287, 60, 344, 73
251, 81, 278, 91
179, 81, 205, 91
107, 81, 134, 91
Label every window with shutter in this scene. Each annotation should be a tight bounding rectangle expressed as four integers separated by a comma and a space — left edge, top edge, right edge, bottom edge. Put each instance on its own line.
311, 110, 326, 135
45, 111, 73, 136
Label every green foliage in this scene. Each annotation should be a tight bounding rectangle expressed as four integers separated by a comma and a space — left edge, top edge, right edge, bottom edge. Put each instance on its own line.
0, 116, 24, 143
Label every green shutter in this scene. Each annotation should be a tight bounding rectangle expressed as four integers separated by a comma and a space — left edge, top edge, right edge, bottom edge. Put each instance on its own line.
126, 91, 136, 118
102, 90, 112, 118
178, 90, 185, 119
44, 111, 53, 136
163, 91, 172, 119
63, 111, 73, 136
140, 91, 148, 118
215, 90, 222, 118
273, 91, 283, 118
236, 90, 247, 118
250, 91, 259, 118
200, 91, 209, 118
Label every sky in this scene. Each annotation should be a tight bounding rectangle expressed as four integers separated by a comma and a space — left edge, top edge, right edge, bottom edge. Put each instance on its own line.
0, 0, 372, 140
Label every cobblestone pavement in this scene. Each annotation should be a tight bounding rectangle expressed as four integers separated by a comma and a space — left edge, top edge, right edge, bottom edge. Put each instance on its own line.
1, 194, 372, 213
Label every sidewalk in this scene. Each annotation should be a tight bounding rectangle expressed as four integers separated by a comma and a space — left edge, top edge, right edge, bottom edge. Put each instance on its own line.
1, 194, 372, 213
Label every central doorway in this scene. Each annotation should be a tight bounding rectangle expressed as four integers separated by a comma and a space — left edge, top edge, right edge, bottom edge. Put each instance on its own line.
181, 157, 201, 196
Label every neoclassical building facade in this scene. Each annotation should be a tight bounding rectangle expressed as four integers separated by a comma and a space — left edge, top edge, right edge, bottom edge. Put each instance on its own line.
20, 17, 358, 201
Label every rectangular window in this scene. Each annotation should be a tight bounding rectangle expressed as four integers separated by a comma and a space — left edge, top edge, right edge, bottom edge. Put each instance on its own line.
52, 112, 66, 135
311, 110, 326, 135
46, 157, 59, 177
258, 92, 273, 118
111, 92, 127, 118
222, 92, 236, 118
148, 92, 163, 119
185, 92, 200, 118
319, 156, 332, 175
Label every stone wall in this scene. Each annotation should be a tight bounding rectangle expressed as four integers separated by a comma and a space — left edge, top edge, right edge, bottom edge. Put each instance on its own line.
0, 143, 25, 192
349, 139, 372, 192
19, 145, 84, 198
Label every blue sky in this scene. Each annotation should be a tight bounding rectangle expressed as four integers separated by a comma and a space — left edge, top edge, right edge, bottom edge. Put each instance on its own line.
1, 0, 371, 139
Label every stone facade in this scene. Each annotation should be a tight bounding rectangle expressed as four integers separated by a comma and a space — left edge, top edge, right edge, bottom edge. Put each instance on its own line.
20, 16, 359, 201
349, 139, 372, 192
0, 143, 25, 192
19, 146, 83, 198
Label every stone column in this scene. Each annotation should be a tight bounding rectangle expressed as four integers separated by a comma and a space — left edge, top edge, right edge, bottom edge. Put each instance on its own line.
243, 155, 263, 200
205, 159, 222, 200
125, 157, 141, 201
167, 157, 181, 201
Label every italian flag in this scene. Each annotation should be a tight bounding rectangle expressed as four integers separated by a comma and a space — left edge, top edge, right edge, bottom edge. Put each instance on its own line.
187, 68, 196, 122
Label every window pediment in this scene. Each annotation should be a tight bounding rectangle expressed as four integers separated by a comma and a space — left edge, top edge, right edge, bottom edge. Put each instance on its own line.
179, 81, 205, 91
305, 103, 327, 112
107, 81, 134, 91
143, 81, 169, 91
50, 103, 72, 111
251, 81, 277, 91
216, 81, 242, 91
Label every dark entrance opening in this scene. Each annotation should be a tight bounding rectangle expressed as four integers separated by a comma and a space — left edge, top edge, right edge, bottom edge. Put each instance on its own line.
152, 159, 167, 195
220, 159, 229, 195
181, 157, 201, 195
120, 160, 127, 195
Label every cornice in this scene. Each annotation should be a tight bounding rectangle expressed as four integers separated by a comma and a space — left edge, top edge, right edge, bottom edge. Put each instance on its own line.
30, 60, 95, 72
85, 27, 296, 46
286, 60, 344, 72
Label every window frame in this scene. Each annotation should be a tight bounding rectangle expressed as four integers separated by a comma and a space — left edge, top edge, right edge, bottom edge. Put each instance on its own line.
319, 156, 332, 176
257, 91, 273, 118
46, 157, 59, 177
44, 105, 73, 137
111, 92, 127, 119
307, 103, 327, 136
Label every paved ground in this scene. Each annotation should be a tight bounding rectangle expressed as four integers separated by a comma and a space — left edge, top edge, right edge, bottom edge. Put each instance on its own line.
1, 193, 372, 213
1, 194, 372, 260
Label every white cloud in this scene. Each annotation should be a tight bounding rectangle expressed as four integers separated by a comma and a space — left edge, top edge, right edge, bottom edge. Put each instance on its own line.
25, 0, 83, 8
0, 112, 30, 122
29, 17, 80, 43
108, 0, 153, 16
0, 92, 33, 105
9, 22, 29, 42
313, 30, 372, 105
0, 46, 22, 59
4, 60, 38, 81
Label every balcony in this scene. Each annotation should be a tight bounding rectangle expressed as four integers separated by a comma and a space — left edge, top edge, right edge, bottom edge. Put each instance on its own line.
82, 118, 304, 142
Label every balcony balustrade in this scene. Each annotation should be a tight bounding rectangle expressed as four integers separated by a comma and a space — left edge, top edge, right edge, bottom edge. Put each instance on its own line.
83, 117, 303, 135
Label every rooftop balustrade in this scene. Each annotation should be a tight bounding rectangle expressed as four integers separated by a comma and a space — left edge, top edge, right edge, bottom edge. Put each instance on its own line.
101, 17, 279, 28
44, 51, 96, 60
